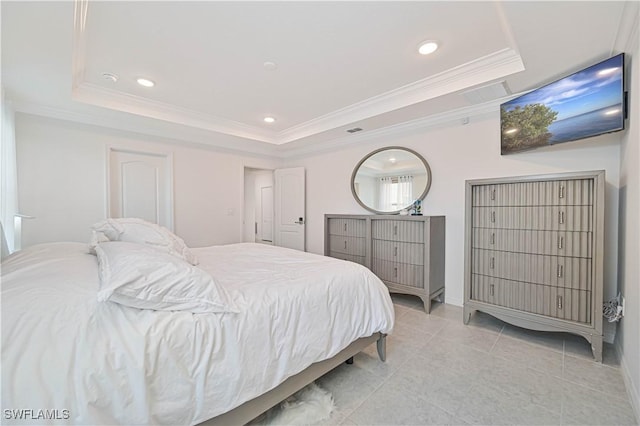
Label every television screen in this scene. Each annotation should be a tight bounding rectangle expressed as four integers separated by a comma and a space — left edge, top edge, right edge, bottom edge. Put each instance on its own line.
501, 53, 625, 155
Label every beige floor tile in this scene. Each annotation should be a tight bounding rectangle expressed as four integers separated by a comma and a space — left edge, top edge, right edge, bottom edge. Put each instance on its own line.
435, 320, 501, 353
501, 323, 566, 352
561, 381, 637, 425
347, 377, 468, 425
428, 301, 463, 322
491, 334, 564, 377
563, 353, 630, 400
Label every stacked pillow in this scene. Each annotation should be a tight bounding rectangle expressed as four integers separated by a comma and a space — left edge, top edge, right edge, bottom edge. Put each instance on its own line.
90, 218, 238, 314
89, 217, 199, 265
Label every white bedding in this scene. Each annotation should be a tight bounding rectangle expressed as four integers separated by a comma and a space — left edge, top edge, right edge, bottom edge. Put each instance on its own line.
1, 242, 394, 425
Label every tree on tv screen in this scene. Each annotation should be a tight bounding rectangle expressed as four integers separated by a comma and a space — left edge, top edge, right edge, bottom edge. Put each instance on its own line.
501, 103, 558, 152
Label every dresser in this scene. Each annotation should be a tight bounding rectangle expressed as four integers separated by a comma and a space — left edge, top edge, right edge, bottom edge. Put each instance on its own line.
325, 214, 445, 313
463, 171, 604, 361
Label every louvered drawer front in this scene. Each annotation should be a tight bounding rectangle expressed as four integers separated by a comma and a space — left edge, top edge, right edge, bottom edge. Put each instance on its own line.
473, 206, 592, 232
472, 228, 593, 258
328, 218, 366, 237
471, 274, 591, 323
472, 249, 592, 290
372, 240, 424, 265
328, 235, 366, 256
372, 259, 424, 288
372, 220, 424, 242
329, 251, 366, 266
472, 179, 593, 207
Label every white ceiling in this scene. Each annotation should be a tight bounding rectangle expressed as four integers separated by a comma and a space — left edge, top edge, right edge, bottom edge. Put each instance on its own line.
2, 1, 636, 156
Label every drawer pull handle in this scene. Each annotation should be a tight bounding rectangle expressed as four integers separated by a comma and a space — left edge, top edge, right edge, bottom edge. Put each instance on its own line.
490, 233, 495, 245
557, 295, 563, 310
490, 284, 495, 296
393, 225, 398, 236
394, 247, 398, 257
559, 211, 565, 224
557, 264, 564, 278
344, 223, 347, 232
490, 257, 495, 269
394, 267, 398, 278
491, 188, 496, 201
558, 236, 564, 250
491, 211, 496, 223
344, 241, 347, 250
559, 185, 565, 199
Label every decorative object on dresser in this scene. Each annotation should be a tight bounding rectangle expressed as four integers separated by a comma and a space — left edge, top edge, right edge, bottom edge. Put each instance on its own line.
350, 146, 432, 215
325, 214, 445, 313
463, 170, 605, 361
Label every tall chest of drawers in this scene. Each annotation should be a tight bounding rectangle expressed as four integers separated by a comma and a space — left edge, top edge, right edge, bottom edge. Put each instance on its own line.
463, 171, 605, 361
325, 214, 446, 313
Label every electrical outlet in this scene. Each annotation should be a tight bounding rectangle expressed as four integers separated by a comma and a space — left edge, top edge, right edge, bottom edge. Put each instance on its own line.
621, 296, 625, 317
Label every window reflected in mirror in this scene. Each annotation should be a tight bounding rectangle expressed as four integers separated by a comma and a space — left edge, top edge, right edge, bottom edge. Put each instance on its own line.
351, 147, 431, 214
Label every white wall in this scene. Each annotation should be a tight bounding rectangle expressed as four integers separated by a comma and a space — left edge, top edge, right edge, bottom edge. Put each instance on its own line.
286, 112, 622, 313
15, 114, 278, 248
617, 28, 640, 419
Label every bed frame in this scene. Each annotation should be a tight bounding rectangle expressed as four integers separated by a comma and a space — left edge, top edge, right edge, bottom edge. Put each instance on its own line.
198, 333, 387, 426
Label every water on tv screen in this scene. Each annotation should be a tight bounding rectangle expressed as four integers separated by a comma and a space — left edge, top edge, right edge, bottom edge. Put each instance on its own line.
501, 53, 625, 155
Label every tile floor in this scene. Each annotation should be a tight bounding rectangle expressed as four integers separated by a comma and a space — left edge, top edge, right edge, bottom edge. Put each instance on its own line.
315, 294, 639, 426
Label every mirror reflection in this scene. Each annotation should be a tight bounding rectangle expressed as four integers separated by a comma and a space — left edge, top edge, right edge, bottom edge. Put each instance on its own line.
351, 147, 431, 214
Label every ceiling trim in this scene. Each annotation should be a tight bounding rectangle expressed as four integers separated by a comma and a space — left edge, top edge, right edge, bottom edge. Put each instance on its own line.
275, 48, 524, 144
72, 82, 277, 143
277, 98, 504, 159
70, 0, 525, 145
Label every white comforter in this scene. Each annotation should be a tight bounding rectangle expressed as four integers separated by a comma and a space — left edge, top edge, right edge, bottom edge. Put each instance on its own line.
1, 242, 394, 425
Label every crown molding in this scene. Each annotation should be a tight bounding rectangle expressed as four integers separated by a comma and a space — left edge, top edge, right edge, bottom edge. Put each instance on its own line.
70, 0, 524, 146
72, 82, 277, 143
275, 48, 524, 144
12, 101, 280, 159
277, 98, 503, 159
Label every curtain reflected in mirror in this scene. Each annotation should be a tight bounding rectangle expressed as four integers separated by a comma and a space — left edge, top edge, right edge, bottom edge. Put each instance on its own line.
351, 147, 431, 214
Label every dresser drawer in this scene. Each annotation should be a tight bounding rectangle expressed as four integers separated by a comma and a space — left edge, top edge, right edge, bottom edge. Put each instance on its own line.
472, 228, 593, 258
372, 259, 424, 289
471, 274, 591, 323
328, 251, 366, 266
372, 220, 424, 242
472, 249, 592, 290
472, 179, 594, 207
473, 206, 592, 232
328, 235, 366, 256
327, 218, 366, 237
372, 240, 424, 265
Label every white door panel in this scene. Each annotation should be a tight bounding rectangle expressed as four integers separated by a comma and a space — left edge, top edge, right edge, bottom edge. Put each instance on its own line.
109, 149, 173, 230
274, 167, 305, 251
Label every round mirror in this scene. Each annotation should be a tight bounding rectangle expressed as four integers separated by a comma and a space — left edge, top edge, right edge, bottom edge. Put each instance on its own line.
351, 146, 432, 214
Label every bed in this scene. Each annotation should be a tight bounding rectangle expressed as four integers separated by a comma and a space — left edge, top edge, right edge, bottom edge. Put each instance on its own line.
1, 231, 394, 425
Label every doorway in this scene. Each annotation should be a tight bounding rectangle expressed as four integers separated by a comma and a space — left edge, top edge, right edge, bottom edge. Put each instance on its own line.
243, 168, 275, 244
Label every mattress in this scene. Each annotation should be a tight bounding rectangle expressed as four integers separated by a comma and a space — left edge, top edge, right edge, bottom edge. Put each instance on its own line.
1, 242, 394, 425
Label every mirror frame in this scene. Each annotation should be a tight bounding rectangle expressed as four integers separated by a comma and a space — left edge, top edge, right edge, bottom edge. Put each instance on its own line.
350, 146, 432, 215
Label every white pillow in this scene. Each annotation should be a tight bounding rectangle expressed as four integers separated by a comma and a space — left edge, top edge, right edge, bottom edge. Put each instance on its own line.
95, 241, 238, 314
89, 218, 198, 265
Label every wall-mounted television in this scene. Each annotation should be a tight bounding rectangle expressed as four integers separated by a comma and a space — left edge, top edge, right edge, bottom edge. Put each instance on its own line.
500, 53, 626, 155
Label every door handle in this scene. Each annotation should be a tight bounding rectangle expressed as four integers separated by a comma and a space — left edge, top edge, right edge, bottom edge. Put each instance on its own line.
294, 217, 305, 224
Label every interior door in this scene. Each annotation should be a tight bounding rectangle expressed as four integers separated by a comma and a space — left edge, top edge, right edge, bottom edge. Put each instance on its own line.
274, 167, 305, 251
109, 148, 173, 230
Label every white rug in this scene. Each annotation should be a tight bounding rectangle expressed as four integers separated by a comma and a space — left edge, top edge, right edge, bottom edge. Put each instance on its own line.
252, 382, 336, 426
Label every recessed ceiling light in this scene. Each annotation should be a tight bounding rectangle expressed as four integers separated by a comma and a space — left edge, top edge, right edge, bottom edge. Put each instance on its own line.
102, 72, 118, 83
136, 78, 155, 87
263, 61, 278, 71
389, 157, 397, 163
264, 116, 276, 123
418, 40, 439, 55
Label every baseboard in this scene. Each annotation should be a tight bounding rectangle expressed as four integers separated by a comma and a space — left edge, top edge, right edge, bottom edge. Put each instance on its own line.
616, 342, 640, 424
